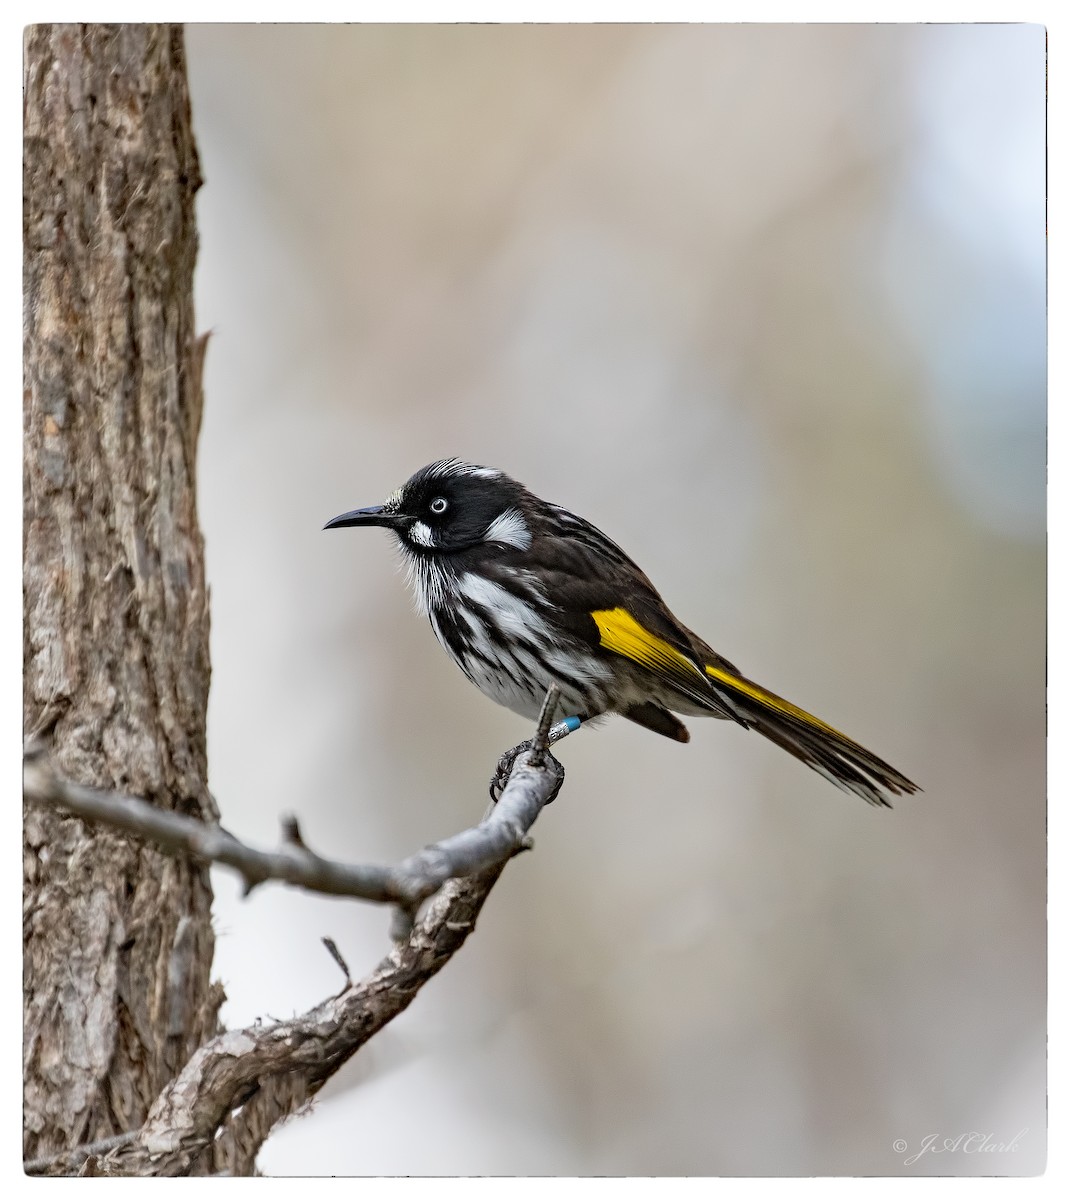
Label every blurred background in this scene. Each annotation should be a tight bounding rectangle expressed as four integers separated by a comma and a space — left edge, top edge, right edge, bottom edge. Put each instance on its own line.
185, 24, 1045, 1176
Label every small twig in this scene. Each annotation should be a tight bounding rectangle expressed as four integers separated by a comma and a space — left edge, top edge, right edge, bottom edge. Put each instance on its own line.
24, 1130, 139, 1176
281, 814, 307, 848
321, 937, 352, 988
527, 685, 560, 768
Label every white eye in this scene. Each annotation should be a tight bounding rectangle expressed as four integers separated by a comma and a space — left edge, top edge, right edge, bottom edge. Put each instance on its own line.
429, 496, 449, 515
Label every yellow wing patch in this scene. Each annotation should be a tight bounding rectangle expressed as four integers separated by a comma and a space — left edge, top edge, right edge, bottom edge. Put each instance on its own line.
704, 663, 847, 739
592, 607, 855, 744
591, 608, 706, 681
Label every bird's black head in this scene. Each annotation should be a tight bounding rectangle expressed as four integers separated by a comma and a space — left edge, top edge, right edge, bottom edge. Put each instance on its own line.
324, 459, 534, 555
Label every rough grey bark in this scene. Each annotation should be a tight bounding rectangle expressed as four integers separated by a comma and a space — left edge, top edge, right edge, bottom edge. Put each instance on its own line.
23, 23, 222, 1162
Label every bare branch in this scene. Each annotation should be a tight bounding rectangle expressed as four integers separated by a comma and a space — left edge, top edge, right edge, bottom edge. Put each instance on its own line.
94, 736, 564, 1175
23, 687, 572, 929
24, 688, 571, 1174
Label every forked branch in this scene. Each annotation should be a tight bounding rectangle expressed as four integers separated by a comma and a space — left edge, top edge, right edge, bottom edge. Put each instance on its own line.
23, 689, 569, 1176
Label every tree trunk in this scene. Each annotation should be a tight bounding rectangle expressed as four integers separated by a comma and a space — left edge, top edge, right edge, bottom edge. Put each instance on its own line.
23, 23, 222, 1163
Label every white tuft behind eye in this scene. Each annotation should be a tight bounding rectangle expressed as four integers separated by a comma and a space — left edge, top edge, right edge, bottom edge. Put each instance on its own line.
429, 497, 448, 515
484, 508, 532, 550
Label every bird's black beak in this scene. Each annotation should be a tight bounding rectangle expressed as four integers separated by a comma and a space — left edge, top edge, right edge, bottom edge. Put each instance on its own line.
323, 505, 402, 531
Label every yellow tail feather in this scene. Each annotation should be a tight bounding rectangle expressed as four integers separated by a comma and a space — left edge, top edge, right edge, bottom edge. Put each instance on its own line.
703, 663, 846, 740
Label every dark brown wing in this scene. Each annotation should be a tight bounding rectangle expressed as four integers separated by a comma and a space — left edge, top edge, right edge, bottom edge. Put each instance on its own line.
518, 506, 742, 720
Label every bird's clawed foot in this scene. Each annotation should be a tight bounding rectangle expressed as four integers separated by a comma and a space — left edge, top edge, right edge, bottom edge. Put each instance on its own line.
489, 740, 530, 803
488, 740, 565, 804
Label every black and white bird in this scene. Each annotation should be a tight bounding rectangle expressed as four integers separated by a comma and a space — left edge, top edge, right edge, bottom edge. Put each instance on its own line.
325, 459, 918, 807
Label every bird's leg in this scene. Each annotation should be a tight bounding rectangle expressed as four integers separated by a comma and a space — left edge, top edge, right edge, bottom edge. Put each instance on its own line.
487, 715, 584, 803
